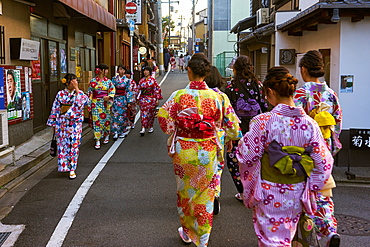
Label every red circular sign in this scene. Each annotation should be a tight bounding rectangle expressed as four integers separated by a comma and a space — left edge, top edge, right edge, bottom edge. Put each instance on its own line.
126, 2, 137, 14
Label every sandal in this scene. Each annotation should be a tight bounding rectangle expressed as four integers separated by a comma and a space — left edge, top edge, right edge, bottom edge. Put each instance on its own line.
103, 135, 109, 144
235, 193, 243, 202
94, 141, 101, 150
69, 171, 76, 179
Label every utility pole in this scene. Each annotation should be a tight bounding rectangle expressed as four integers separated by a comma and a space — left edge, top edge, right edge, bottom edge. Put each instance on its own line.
192, 0, 195, 54
156, 0, 165, 75
178, 15, 185, 52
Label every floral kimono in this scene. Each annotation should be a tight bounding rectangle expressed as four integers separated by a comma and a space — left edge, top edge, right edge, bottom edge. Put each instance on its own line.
225, 78, 269, 195
111, 75, 133, 135
158, 81, 241, 247
294, 81, 342, 238
128, 78, 139, 125
236, 104, 333, 247
47, 89, 89, 172
87, 76, 116, 140
137, 76, 163, 129
211, 87, 242, 198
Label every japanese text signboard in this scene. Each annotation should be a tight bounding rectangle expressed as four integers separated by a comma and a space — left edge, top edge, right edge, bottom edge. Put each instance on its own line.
350, 129, 370, 150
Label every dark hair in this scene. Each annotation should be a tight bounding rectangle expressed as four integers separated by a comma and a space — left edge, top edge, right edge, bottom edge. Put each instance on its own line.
117, 64, 126, 72
188, 53, 211, 77
96, 63, 109, 71
143, 66, 153, 74
64, 73, 78, 85
204, 66, 224, 88
6, 70, 15, 80
263, 66, 298, 98
299, 50, 325, 78
233, 55, 259, 86
180, 54, 183, 58
125, 69, 132, 74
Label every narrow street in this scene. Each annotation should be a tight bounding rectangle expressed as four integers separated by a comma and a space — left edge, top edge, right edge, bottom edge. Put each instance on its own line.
0, 71, 369, 247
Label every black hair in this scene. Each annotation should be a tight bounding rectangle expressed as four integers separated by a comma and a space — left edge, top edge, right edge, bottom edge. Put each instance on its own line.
188, 53, 211, 77
143, 66, 153, 74
125, 69, 132, 74
6, 70, 15, 80
96, 63, 109, 71
117, 64, 126, 72
299, 50, 325, 78
63, 73, 78, 85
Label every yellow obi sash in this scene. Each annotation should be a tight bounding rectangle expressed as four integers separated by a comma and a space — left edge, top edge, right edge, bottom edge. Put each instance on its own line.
60, 104, 72, 115
261, 140, 314, 184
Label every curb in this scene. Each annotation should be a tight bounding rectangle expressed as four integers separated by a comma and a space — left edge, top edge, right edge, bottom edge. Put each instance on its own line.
0, 125, 92, 200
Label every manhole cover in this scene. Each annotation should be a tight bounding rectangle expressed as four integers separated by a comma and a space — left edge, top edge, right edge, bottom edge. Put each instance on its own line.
337, 214, 370, 236
0, 232, 11, 246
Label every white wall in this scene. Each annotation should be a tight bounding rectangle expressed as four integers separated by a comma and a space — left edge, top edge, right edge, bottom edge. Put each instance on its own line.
299, 0, 319, 11
338, 17, 370, 129
213, 31, 236, 58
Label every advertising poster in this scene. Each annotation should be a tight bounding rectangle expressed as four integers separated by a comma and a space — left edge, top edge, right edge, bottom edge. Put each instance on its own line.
0, 68, 4, 110
22, 92, 31, 120
5, 69, 22, 119
60, 48, 67, 73
31, 53, 41, 80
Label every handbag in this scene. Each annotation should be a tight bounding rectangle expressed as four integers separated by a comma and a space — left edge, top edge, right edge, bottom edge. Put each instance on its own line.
50, 132, 57, 157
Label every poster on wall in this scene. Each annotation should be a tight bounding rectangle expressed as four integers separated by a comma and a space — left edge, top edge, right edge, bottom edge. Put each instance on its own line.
0, 68, 4, 110
340, 75, 354, 93
21, 92, 31, 120
5, 69, 22, 119
31, 53, 41, 81
60, 48, 67, 73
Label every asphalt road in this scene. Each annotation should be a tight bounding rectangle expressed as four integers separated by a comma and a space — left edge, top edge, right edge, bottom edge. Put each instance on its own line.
1, 71, 369, 247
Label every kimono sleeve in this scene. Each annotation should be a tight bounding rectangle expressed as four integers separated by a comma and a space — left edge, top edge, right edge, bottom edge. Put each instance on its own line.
125, 78, 134, 104
108, 79, 116, 98
308, 121, 334, 191
236, 116, 267, 208
64, 92, 90, 120
46, 92, 61, 127
221, 93, 242, 142
157, 91, 177, 135
153, 79, 163, 100
293, 88, 308, 110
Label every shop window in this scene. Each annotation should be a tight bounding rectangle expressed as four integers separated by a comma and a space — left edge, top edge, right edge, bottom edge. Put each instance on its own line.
30, 16, 47, 36
0, 26, 5, 64
48, 22, 63, 40
75, 31, 95, 72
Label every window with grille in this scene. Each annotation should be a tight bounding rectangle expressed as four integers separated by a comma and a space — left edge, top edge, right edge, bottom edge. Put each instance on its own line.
0, 26, 5, 64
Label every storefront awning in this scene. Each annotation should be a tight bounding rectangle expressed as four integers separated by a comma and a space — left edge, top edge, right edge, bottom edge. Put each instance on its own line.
58, 0, 116, 32
230, 16, 256, 34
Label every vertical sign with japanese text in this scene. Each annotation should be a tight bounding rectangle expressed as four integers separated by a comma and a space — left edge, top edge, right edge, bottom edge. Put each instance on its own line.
350, 129, 370, 150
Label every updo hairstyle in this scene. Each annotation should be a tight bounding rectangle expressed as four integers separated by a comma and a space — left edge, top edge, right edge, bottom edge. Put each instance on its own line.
233, 55, 259, 85
299, 50, 325, 78
187, 53, 211, 78
62, 73, 77, 85
263, 66, 298, 98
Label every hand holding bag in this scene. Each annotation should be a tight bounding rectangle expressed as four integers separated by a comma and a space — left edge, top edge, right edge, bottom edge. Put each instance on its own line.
50, 132, 57, 157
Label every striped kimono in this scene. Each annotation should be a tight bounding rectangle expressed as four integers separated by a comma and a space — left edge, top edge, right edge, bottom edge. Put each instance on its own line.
158, 81, 241, 247
236, 104, 333, 247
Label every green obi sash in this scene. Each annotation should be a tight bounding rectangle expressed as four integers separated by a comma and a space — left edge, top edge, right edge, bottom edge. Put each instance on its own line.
261, 140, 314, 184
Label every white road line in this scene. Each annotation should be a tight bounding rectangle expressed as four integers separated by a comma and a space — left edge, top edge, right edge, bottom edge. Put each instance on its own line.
46, 72, 170, 247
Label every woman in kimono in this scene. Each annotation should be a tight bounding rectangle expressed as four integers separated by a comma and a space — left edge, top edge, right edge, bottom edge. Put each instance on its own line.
125, 69, 138, 129
111, 65, 133, 140
157, 53, 241, 246
137, 66, 163, 136
236, 67, 333, 247
224, 55, 269, 202
294, 50, 342, 247
170, 54, 176, 72
204, 65, 242, 214
88, 64, 116, 149
47, 73, 89, 179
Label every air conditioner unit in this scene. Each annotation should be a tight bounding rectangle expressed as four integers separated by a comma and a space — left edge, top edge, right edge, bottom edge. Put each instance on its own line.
256, 8, 269, 26
0, 110, 9, 149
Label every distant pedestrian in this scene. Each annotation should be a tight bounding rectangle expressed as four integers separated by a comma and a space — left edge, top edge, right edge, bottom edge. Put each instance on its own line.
294, 50, 342, 247
137, 66, 163, 136
170, 54, 176, 72
125, 69, 138, 129
237, 66, 334, 246
47, 73, 89, 179
157, 53, 241, 246
224, 55, 269, 202
111, 65, 133, 140
164, 49, 170, 72
178, 54, 185, 73
88, 64, 116, 149
184, 53, 191, 70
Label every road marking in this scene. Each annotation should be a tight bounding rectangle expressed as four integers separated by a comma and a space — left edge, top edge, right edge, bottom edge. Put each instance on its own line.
46, 72, 170, 247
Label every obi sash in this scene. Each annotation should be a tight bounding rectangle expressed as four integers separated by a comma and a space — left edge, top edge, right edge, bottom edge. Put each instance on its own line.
233, 97, 261, 117
176, 107, 216, 139
92, 90, 108, 99
115, 89, 126, 96
141, 90, 154, 97
261, 140, 314, 184
60, 104, 72, 115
